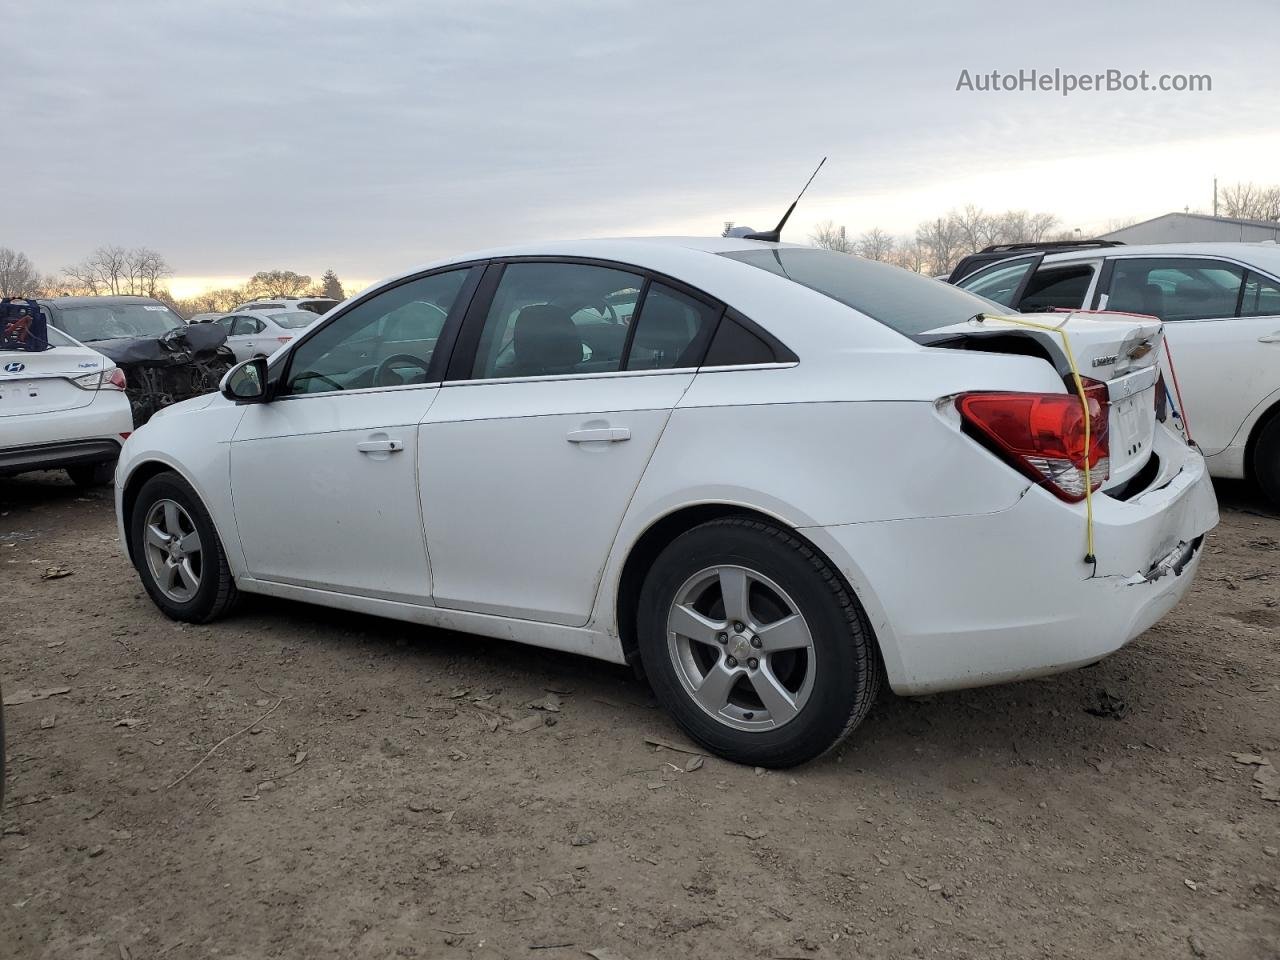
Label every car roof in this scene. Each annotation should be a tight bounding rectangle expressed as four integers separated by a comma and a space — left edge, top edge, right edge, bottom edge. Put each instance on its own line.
1040, 241, 1280, 270
39, 295, 166, 307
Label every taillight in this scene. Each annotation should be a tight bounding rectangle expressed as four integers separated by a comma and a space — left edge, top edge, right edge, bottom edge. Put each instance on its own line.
104, 368, 127, 390
70, 367, 127, 391
956, 377, 1110, 502
277, 336, 292, 344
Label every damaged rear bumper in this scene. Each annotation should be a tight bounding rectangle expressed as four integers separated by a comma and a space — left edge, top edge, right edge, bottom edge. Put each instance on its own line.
802, 425, 1218, 695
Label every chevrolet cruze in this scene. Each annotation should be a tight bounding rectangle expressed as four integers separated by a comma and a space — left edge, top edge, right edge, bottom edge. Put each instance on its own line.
114, 237, 1218, 766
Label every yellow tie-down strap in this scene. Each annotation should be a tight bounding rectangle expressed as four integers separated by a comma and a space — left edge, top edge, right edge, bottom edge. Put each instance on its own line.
974, 313, 1097, 565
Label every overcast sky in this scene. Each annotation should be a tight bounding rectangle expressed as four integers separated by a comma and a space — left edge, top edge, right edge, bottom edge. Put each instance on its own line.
6, 0, 1278, 295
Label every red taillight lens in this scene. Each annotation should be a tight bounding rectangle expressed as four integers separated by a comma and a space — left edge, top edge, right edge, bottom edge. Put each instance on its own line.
277, 336, 292, 344
105, 368, 127, 390
956, 378, 1110, 502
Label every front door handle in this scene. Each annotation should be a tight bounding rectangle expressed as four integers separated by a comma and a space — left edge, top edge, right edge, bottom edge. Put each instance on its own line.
566, 427, 630, 444
357, 438, 404, 453
1259, 331, 1280, 344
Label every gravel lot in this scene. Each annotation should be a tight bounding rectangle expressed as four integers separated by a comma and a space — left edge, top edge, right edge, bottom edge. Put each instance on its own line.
1, 471, 1277, 960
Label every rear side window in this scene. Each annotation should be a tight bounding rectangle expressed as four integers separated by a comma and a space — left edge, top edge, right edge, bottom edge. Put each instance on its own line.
1240, 270, 1280, 317
1107, 258, 1244, 321
624, 283, 718, 371
721, 247, 998, 339
1018, 265, 1095, 312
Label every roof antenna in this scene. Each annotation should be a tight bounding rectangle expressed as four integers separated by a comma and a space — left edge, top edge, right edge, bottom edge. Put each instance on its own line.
744, 157, 827, 243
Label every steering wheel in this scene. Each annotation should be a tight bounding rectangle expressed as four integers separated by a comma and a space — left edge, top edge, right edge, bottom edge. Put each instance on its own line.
374, 353, 430, 386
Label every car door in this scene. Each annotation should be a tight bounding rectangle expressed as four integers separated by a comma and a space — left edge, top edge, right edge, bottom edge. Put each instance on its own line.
228, 315, 263, 360
1097, 256, 1273, 457
957, 255, 1100, 314
418, 260, 721, 626
228, 266, 479, 601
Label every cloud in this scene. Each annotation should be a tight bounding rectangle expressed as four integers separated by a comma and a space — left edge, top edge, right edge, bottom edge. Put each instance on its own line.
3, 0, 1275, 284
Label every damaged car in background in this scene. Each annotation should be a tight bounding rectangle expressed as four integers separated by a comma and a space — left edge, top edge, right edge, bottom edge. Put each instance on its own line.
38, 295, 235, 424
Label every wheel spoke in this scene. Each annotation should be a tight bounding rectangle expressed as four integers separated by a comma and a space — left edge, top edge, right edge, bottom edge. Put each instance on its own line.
176, 559, 199, 593
163, 501, 181, 536
164, 559, 181, 592
755, 613, 811, 653
692, 660, 738, 714
749, 665, 800, 724
146, 524, 171, 550
668, 603, 724, 647
178, 530, 202, 556
718, 568, 750, 625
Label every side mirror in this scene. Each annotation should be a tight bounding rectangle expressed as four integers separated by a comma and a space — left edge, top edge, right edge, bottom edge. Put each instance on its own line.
220, 357, 269, 402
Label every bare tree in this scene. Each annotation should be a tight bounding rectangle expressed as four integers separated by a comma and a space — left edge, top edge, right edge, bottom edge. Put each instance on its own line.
856, 228, 896, 262
247, 270, 313, 298
916, 217, 964, 275
1218, 182, 1280, 222
0, 247, 41, 296
810, 220, 854, 253
62, 245, 172, 296
890, 240, 928, 273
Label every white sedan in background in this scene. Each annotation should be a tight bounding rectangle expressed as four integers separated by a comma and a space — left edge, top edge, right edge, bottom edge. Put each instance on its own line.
114, 237, 1216, 766
956, 242, 1280, 502
211, 310, 319, 362
2, 326, 134, 486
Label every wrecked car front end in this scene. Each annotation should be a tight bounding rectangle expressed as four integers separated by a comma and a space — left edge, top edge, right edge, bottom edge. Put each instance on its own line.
89, 325, 234, 425
40, 297, 235, 425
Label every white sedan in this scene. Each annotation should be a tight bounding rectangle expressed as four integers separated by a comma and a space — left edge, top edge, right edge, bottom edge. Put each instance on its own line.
114, 237, 1217, 766
2, 324, 134, 486
955, 242, 1280, 502
211, 310, 319, 362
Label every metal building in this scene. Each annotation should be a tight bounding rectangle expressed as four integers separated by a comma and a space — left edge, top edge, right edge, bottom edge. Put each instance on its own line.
1101, 212, 1280, 245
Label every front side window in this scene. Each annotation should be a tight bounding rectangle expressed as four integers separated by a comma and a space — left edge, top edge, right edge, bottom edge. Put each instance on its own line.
471, 262, 645, 379
284, 269, 471, 395
1107, 258, 1245, 321
231, 316, 259, 336
1240, 270, 1280, 317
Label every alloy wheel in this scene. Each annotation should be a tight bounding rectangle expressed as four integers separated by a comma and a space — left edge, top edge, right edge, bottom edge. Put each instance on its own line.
142, 499, 204, 603
666, 564, 816, 732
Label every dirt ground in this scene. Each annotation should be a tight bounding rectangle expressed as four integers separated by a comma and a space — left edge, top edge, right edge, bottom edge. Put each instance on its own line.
0, 472, 1277, 960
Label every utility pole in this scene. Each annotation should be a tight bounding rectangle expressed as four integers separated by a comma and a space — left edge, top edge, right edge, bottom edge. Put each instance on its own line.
1213, 177, 1218, 217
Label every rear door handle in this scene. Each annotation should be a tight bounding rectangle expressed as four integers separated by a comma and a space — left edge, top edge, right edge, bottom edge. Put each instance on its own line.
356, 438, 404, 453
566, 427, 630, 444
1259, 332, 1280, 343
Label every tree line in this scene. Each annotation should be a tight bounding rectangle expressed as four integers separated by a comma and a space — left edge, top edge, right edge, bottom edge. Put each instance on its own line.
0, 245, 347, 318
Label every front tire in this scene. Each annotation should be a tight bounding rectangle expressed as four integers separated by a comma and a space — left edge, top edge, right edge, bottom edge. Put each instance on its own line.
637, 517, 881, 768
129, 471, 239, 623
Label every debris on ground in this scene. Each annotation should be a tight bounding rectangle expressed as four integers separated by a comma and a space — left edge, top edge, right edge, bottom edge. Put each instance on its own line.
1085, 688, 1128, 719
3, 686, 72, 706
40, 565, 73, 580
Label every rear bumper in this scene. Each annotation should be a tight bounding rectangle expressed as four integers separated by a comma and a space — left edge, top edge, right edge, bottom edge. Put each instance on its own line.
804, 427, 1218, 695
0, 438, 122, 475
0, 395, 133, 477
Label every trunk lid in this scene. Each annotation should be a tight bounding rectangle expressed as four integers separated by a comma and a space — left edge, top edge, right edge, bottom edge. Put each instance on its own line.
0, 343, 109, 417
923, 311, 1164, 490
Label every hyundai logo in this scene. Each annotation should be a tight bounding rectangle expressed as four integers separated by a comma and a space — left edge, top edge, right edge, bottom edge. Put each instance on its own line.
3, 361, 25, 373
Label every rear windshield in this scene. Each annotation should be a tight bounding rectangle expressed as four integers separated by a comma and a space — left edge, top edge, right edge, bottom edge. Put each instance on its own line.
49, 301, 185, 342
269, 311, 317, 329
721, 248, 999, 339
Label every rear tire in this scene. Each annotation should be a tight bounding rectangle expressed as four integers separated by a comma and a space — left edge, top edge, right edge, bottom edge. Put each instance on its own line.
66, 461, 115, 487
129, 471, 239, 623
1254, 414, 1280, 506
637, 517, 881, 768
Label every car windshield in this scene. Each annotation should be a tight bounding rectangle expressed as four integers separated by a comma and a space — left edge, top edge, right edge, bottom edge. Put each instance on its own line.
721, 248, 1003, 339
268, 311, 317, 329
51, 302, 185, 342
